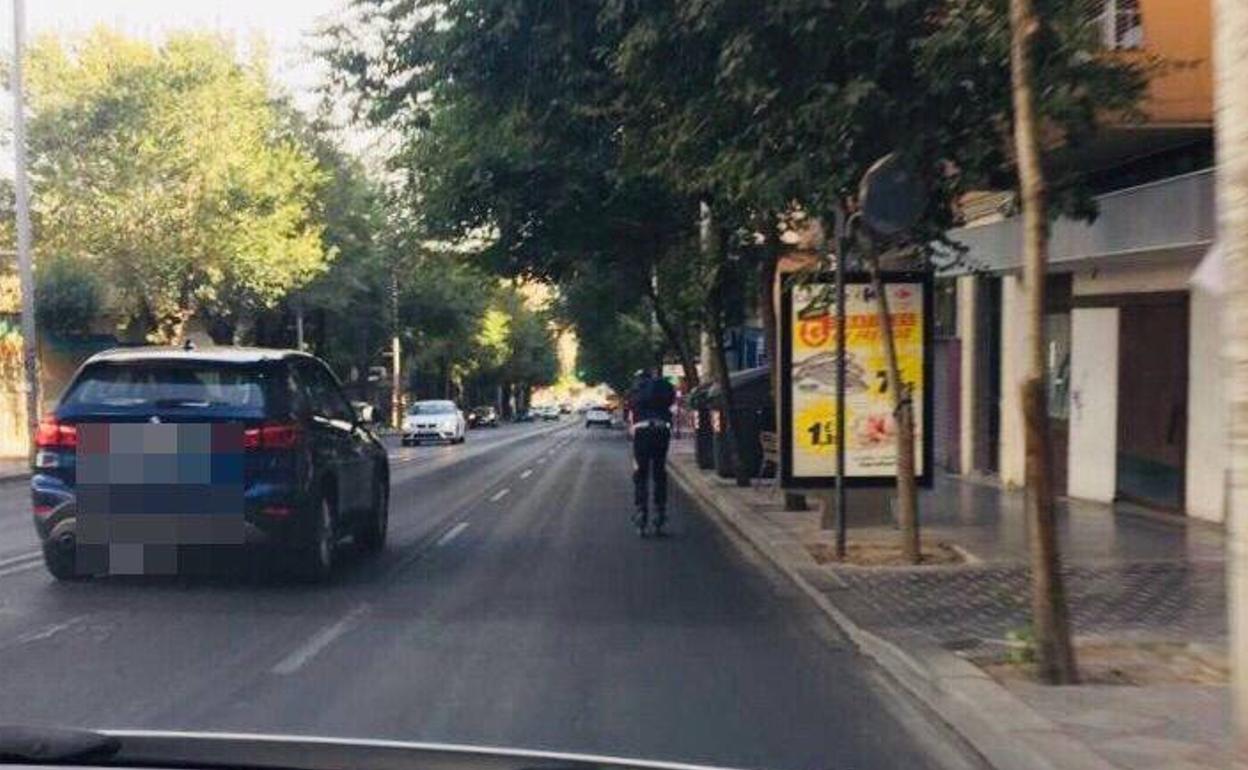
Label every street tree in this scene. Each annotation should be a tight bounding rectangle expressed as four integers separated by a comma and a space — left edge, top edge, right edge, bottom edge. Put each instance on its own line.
1214, 0, 1248, 739
26, 29, 331, 342
1007, 0, 1079, 685
322, 0, 706, 389
557, 260, 663, 394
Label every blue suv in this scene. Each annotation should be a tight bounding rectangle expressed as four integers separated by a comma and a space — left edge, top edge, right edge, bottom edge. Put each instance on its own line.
31, 347, 390, 581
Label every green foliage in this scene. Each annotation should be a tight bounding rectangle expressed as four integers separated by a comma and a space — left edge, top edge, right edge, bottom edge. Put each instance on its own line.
1007, 626, 1038, 665
488, 287, 560, 390
325, 0, 709, 378
399, 253, 500, 390
27, 29, 331, 341
35, 258, 101, 337
606, 0, 1149, 246
328, 0, 1152, 397
557, 260, 661, 393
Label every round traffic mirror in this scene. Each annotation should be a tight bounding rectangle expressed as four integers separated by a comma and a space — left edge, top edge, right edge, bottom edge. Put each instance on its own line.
859, 153, 925, 236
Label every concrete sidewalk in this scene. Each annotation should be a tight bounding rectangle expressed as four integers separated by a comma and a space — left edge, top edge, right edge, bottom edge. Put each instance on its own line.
0, 456, 27, 483
667, 438, 1238, 770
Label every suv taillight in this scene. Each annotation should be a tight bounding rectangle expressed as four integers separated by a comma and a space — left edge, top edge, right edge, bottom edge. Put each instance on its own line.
243, 421, 301, 451
35, 414, 77, 449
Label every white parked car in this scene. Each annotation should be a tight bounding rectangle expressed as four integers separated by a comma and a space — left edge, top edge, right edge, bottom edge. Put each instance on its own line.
402, 400, 466, 445
584, 406, 612, 428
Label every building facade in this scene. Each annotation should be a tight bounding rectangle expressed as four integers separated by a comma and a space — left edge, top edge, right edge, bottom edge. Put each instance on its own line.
943, 0, 1223, 521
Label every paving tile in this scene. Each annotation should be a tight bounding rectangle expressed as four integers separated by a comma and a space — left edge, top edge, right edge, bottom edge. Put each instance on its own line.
669, 448, 1234, 770
1058, 707, 1167, 733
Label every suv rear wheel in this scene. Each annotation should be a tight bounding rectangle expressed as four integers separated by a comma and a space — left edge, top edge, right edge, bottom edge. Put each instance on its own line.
355, 474, 388, 553
296, 493, 336, 582
42, 539, 81, 582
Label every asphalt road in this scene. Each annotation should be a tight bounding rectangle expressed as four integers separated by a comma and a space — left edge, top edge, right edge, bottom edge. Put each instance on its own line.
0, 420, 984, 770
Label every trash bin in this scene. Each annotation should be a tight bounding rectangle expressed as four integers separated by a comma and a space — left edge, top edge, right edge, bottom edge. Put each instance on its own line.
688, 386, 716, 470
705, 366, 773, 480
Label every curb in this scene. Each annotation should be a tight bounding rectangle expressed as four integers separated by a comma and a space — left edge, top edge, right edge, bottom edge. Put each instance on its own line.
0, 472, 29, 488
668, 457, 1119, 770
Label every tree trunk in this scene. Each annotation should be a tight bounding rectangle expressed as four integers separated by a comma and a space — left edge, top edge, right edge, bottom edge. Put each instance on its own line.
1009, 0, 1078, 685
867, 255, 920, 564
713, 271, 753, 486
759, 217, 806, 510
708, 300, 751, 487
294, 301, 305, 351
759, 219, 781, 418
231, 311, 254, 346
389, 265, 403, 428
645, 280, 700, 389
161, 305, 194, 346
1214, 0, 1248, 746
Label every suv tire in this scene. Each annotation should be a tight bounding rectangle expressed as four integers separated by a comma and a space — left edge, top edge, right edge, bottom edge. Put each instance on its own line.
42, 541, 81, 581
296, 493, 336, 582
355, 474, 388, 553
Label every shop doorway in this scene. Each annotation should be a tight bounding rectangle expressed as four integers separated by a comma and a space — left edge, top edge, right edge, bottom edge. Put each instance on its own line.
1116, 295, 1188, 510
974, 278, 1002, 474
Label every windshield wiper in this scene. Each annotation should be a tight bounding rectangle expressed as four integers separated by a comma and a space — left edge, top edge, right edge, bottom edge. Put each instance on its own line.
0, 726, 121, 764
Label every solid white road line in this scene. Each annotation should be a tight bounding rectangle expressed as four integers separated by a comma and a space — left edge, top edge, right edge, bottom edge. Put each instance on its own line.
271, 605, 369, 676
436, 522, 470, 547
519, 469, 533, 479
0, 551, 41, 570
489, 488, 510, 503
0, 552, 42, 578
15, 616, 85, 645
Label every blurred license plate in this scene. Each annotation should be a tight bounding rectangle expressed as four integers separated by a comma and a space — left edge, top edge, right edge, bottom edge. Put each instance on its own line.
75, 423, 245, 549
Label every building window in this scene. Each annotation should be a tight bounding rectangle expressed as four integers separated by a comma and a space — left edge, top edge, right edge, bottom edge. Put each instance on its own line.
1100, 0, 1143, 50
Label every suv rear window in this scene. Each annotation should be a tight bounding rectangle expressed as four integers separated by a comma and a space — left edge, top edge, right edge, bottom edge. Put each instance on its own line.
63, 362, 275, 414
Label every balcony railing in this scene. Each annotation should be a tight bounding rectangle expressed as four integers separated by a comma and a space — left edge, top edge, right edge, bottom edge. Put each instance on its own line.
945, 168, 1215, 273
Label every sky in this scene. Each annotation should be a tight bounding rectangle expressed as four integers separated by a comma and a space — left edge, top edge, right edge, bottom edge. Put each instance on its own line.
1, 0, 350, 108
0, 0, 396, 167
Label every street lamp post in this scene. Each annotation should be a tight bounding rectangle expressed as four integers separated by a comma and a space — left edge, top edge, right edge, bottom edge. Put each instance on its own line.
11, 0, 39, 459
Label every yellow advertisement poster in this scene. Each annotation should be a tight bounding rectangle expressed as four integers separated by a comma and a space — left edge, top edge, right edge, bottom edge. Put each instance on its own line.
788, 280, 925, 481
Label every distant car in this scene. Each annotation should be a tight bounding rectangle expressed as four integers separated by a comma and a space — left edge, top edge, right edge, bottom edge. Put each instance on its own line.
559, 402, 572, 414
585, 406, 612, 428
30, 346, 390, 581
535, 405, 560, 421
514, 410, 535, 423
402, 400, 466, 445
468, 405, 499, 428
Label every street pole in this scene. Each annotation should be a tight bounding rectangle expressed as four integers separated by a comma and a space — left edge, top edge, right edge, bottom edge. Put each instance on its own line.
11, 0, 39, 460
294, 300, 305, 351
389, 265, 403, 429
1214, 0, 1248, 749
833, 207, 848, 559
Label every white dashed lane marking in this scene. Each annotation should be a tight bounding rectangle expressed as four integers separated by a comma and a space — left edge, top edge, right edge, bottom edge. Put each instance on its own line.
489, 488, 510, 503
436, 522, 470, 547
271, 605, 370, 676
